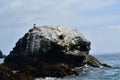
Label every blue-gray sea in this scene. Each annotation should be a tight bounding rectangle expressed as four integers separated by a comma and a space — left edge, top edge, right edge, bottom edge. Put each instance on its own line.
0, 54, 120, 80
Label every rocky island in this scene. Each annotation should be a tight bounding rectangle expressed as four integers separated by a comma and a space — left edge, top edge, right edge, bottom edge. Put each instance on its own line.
0, 25, 111, 80
0, 50, 3, 58
0, 50, 6, 58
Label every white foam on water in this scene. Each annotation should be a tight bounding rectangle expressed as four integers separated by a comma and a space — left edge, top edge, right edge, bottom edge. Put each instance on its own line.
35, 77, 56, 80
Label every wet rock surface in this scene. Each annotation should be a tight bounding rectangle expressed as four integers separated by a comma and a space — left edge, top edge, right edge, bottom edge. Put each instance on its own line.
1, 26, 110, 80
87, 55, 111, 68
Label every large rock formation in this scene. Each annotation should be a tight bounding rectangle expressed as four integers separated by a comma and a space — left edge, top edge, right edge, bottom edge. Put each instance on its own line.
3, 25, 110, 78
5, 26, 90, 64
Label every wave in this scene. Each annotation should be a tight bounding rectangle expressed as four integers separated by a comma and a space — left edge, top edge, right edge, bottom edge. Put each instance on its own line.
35, 77, 56, 80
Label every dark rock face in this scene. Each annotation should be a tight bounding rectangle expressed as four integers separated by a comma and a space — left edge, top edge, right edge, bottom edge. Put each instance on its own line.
0, 64, 35, 80
0, 64, 15, 80
2, 26, 110, 79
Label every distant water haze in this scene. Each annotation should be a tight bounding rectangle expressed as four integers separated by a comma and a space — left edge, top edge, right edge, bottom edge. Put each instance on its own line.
0, 59, 4, 64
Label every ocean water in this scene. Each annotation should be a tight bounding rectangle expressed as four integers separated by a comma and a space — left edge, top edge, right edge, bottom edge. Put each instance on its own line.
0, 54, 120, 80
0, 58, 4, 64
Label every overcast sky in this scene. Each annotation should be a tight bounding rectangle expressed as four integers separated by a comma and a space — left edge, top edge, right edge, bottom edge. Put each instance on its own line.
0, 0, 120, 55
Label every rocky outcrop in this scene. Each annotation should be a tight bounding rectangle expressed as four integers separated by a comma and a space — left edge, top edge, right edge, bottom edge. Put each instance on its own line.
2, 25, 110, 79
0, 64, 15, 80
5, 26, 90, 65
87, 55, 111, 68
0, 64, 35, 80
0, 50, 6, 58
